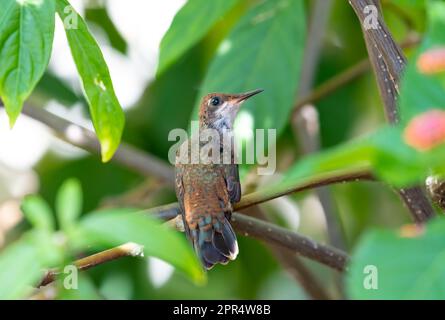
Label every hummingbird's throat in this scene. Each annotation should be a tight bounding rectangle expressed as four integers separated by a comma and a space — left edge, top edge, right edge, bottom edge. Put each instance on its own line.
211, 102, 240, 132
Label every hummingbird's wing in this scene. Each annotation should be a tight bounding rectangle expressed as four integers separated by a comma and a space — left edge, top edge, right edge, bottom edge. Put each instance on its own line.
175, 164, 185, 213
175, 163, 238, 269
223, 164, 241, 204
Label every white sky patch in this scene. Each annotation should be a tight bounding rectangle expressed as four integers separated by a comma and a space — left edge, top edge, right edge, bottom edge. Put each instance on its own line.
147, 257, 174, 288
0, 110, 51, 170
99, 46, 148, 108
0, 165, 39, 200
50, 0, 185, 110
107, 0, 186, 78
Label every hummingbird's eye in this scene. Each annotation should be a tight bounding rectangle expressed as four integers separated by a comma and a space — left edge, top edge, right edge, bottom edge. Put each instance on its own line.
210, 97, 221, 106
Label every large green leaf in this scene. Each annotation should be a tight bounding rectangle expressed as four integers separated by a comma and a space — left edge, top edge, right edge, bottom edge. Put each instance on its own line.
57, 274, 102, 300
0, 231, 63, 299
193, 0, 306, 135
56, 0, 125, 162
0, 0, 55, 126
157, 0, 240, 75
347, 217, 445, 299
0, 237, 42, 299
76, 209, 206, 285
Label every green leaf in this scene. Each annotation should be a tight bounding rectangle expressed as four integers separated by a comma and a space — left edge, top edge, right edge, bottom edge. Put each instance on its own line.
193, 0, 306, 135
0, 230, 63, 299
76, 209, 206, 285
399, 0, 445, 123
56, 178, 83, 231
0, 0, 55, 126
57, 274, 102, 300
285, 124, 445, 188
0, 237, 42, 299
85, 6, 127, 54
347, 217, 445, 299
157, 0, 240, 75
21, 195, 55, 231
284, 0, 445, 189
56, 0, 125, 162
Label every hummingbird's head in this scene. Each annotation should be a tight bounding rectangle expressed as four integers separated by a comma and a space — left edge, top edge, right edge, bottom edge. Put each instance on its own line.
199, 89, 263, 131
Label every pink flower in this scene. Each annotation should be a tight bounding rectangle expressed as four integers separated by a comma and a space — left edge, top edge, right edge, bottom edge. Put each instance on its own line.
404, 109, 445, 151
417, 47, 445, 75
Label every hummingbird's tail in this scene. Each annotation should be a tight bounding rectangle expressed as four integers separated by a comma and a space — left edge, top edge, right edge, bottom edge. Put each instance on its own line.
184, 213, 238, 270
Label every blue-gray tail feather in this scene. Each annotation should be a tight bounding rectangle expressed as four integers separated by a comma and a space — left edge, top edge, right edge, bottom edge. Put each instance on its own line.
185, 215, 238, 270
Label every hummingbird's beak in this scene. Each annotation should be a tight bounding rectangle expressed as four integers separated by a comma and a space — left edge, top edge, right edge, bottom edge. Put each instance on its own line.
235, 89, 264, 103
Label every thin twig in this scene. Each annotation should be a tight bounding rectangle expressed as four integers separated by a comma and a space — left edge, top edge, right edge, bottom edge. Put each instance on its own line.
292, 32, 420, 117
292, 59, 370, 117
349, 0, 435, 223
19, 104, 175, 185
293, 0, 346, 252
37, 242, 144, 288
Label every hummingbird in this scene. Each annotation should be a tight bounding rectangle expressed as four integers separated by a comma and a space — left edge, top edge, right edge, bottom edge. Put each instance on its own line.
175, 89, 263, 269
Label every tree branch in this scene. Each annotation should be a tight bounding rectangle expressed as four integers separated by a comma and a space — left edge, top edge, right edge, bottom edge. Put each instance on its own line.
38, 170, 368, 288
235, 170, 373, 211
20, 104, 175, 185
349, 0, 435, 223
157, 209, 349, 272
292, 0, 347, 254
231, 212, 348, 272
37, 242, 144, 288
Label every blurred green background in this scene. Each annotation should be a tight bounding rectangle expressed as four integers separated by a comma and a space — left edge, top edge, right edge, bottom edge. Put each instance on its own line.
0, 0, 436, 299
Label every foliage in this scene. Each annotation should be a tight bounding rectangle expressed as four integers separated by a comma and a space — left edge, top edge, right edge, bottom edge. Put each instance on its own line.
285, 0, 445, 187
347, 217, 445, 299
0, 0, 55, 126
0, 0, 124, 161
0, 0, 445, 300
192, 0, 306, 136
0, 178, 204, 299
